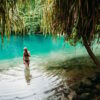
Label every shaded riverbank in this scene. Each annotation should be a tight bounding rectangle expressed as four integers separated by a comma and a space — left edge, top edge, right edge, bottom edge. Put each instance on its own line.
43, 56, 100, 100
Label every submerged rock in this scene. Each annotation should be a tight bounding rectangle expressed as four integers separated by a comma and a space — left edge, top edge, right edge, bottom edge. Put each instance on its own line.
63, 88, 71, 97
81, 78, 92, 87
66, 71, 100, 100
68, 91, 77, 100
88, 72, 100, 84
95, 84, 100, 90
78, 92, 92, 100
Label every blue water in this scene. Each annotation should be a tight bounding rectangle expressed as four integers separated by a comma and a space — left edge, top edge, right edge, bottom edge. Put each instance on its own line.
2, 34, 99, 61
0, 34, 77, 60
0, 34, 99, 100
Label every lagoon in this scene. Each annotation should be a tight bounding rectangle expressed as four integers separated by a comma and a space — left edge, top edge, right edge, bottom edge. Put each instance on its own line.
0, 34, 100, 100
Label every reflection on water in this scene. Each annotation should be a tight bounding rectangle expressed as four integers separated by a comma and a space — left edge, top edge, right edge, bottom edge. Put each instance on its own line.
24, 67, 32, 84
0, 34, 66, 60
0, 55, 65, 100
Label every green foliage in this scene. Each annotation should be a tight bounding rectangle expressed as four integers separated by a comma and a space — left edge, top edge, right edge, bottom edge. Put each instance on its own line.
0, 0, 36, 37
0, 0, 100, 46
17, 0, 45, 34
25, 0, 45, 33
41, 0, 100, 46
0, 0, 25, 37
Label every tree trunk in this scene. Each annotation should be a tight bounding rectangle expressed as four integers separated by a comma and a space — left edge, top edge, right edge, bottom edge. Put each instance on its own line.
82, 36, 100, 67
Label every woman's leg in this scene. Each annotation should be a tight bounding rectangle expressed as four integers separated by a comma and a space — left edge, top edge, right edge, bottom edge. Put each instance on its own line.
24, 61, 29, 67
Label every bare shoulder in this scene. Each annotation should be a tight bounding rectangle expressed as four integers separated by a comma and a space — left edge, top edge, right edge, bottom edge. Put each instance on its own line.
28, 51, 31, 56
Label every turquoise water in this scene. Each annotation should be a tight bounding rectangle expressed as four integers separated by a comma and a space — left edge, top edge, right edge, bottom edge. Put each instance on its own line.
0, 34, 78, 100
0, 34, 99, 61
0, 34, 100, 100
0, 34, 77, 60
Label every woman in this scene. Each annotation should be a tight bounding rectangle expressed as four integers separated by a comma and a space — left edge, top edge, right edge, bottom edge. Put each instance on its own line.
23, 47, 30, 67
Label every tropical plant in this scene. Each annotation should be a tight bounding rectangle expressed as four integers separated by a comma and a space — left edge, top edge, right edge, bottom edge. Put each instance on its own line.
0, 0, 23, 39
0, 0, 36, 41
41, 0, 100, 67
23, 0, 45, 34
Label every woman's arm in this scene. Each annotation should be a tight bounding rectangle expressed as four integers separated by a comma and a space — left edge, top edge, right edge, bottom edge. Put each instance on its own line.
23, 53, 25, 64
28, 51, 30, 57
